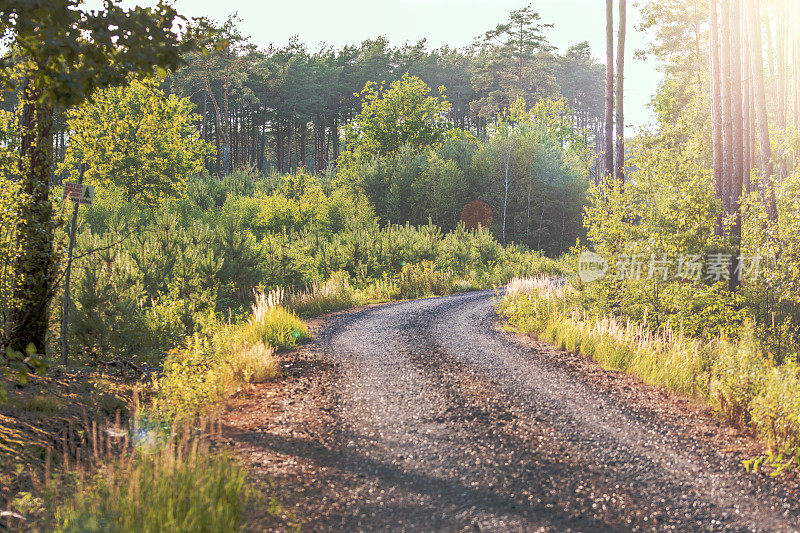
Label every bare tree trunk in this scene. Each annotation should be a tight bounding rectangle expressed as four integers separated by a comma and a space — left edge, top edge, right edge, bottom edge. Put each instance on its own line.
742, 12, 752, 194
746, 0, 778, 222
710, 0, 724, 217
502, 142, 512, 245
275, 122, 283, 173
729, 0, 745, 291
730, 0, 745, 202
222, 64, 231, 175
766, 11, 776, 94
795, 1, 800, 135
794, 1, 800, 135
720, 0, 734, 213
319, 119, 328, 170
750, 63, 758, 190
288, 113, 294, 172
203, 72, 229, 179
777, 3, 789, 183
299, 121, 307, 170
693, 5, 704, 91
605, 0, 615, 180
332, 116, 340, 164
615, 0, 626, 185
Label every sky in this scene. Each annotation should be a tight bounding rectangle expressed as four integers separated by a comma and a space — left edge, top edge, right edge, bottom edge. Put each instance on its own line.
93, 0, 663, 131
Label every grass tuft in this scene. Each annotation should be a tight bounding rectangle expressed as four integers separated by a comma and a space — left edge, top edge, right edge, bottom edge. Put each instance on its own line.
42, 422, 247, 532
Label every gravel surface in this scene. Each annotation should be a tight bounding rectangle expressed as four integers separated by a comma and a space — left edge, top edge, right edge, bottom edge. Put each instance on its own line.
225, 290, 800, 532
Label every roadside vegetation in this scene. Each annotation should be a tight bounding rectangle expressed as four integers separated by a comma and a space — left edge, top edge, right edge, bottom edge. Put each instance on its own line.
501, 277, 800, 474
501, 0, 800, 478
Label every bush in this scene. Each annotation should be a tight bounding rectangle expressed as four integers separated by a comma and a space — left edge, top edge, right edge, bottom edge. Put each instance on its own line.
243, 299, 308, 351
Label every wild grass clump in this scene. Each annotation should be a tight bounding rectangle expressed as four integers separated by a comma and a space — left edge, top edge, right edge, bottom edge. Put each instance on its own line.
30, 419, 247, 532
500, 277, 800, 466
362, 274, 401, 303
247, 291, 308, 350
52, 445, 245, 532
280, 271, 361, 317
154, 291, 304, 420
505, 275, 569, 299
397, 261, 458, 299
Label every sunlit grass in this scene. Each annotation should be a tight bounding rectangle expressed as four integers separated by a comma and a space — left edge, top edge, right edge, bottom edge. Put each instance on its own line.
38, 421, 248, 532
247, 292, 308, 349
276, 271, 361, 317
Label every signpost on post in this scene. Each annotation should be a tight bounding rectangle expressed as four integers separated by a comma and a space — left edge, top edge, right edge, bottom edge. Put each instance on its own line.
61, 165, 92, 366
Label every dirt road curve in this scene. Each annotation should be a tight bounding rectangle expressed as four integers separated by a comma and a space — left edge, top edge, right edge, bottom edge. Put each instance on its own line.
227, 290, 800, 532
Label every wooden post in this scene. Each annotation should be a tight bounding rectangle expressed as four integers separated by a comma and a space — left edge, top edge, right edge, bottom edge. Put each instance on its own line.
60, 164, 86, 366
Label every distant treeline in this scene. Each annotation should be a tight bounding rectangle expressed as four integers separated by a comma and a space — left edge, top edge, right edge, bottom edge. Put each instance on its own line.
138, 7, 604, 179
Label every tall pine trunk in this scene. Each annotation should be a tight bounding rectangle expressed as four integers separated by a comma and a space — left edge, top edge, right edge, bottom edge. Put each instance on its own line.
742, 14, 752, 195
720, 0, 734, 213
777, 4, 788, 182
604, 0, 615, 180
728, 0, 745, 291
710, 0, 724, 222
746, 0, 778, 222
615, 0, 626, 185
795, 1, 800, 136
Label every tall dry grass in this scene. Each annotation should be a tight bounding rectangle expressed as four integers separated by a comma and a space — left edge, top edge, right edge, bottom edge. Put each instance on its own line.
267, 271, 360, 317
155, 287, 304, 420
504, 275, 570, 299
0, 414, 251, 532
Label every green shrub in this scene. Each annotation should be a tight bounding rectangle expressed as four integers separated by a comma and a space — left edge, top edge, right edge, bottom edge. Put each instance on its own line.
397, 261, 456, 299
283, 271, 361, 317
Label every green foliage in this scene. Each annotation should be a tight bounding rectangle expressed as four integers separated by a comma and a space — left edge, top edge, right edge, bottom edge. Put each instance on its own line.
0, 161, 21, 363
167, 11, 605, 178
1, 0, 200, 361
396, 261, 458, 300
343, 73, 451, 161
340, 91, 588, 254
282, 271, 360, 317
244, 302, 308, 352
1, 1, 196, 108
659, 282, 748, 338
68, 208, 221, 362
470, 4, 558, 118
472, 97, 589, 252
153, 299, 302, 419
61, 165, 565, 391
2, 344, 47, 391
579, 130, 800, 359
61, 79, 214, 209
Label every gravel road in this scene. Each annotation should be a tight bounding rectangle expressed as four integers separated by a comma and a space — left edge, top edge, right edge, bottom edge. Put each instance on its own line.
228, 290, 800, 532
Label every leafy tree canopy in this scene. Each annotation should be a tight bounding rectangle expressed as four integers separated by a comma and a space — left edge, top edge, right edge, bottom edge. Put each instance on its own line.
0, 0, 197, 107
344, 73, 451, 161
61, 78, 214, 208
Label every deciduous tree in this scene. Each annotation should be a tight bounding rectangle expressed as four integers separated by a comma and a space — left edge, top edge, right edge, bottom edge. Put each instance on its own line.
0, 0, 195, 354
